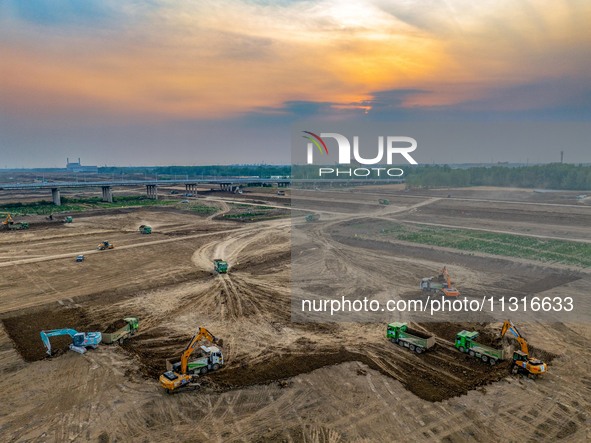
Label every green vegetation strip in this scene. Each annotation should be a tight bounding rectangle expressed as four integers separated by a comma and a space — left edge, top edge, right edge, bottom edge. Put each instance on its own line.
377, 224, 591, 267
2, 196, 178, 216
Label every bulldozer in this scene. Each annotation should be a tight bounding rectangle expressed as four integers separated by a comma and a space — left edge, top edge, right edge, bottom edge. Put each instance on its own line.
500, 320, 547, 379
159, 327, 223, 394
97, 241, 114, 250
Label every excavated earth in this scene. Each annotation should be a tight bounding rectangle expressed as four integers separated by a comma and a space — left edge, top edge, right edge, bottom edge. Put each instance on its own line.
0, 186, 589, 442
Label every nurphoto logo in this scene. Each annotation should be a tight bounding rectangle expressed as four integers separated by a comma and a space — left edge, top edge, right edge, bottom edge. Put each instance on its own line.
303, 131, 418, 177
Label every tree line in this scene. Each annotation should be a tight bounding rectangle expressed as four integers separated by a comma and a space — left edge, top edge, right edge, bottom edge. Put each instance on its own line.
404, 164, 591, 190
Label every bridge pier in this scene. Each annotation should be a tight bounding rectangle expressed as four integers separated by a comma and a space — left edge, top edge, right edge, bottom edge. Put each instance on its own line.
146, 184, 158, 199
51, 188, 61, 206
185, 183, 197, 194
101, 186, 113, 203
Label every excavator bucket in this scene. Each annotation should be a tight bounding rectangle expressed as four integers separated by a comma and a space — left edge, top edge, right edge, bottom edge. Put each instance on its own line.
442, 287, 461, 297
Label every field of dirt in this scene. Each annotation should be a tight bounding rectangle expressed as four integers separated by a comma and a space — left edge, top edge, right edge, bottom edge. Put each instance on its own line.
0, 185, 589, 442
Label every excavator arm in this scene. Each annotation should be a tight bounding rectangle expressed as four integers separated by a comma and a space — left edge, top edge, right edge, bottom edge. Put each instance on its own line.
500, 320, 529, 355
180, 327, 219, 374
40, 329, 80, 355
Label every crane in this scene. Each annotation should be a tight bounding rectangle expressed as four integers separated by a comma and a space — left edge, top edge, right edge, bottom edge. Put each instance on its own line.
159, 327, 223, 394
500, 320, 547, 378
40, 329, 102, 355
440, 266, 460, 297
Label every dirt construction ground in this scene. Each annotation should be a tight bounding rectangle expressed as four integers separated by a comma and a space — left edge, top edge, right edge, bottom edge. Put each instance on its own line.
0, 186, 590, 442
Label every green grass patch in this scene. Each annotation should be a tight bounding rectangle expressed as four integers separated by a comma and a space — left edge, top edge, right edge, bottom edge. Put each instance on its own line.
378, 224, 591, 268
0, 196, 177, 216
186, 203, 218, 215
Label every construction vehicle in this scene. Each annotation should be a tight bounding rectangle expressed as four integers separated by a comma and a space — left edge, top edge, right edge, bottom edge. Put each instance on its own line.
169, 345, 223, 375
213, 259, 228, 274
500, 320, 547, 378
97, 241, 114, 250
419, 277, 446, 293
139, 225, 152, 234
76, 255, 85, 262
40, 329, 102, 355
63, 216, 73, 223
2, 213, 29, 230
102, 317, 139, 345
277, 190, 286, 196
420, 266, 460, 296
455, 330, 504, 365
305, 213, 320, 222
159, 327, 223, 394
387, 322, 435, 354
378, 199, 390, 205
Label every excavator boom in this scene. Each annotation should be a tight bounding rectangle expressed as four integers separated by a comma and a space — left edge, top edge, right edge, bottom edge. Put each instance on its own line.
180, 327, 219, 374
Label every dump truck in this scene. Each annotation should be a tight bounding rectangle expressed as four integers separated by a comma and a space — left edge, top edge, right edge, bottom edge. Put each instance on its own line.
455, 330, 504, 365
139, 225, 152, 234
102, 317, 139, 345
378, 199, 390, 205
63, 216, 73, 223
97, 241, 114, 250
305, 214, 320, 222
387, 322, 436, 354
419, 277, 446, 293
167, 345, 224, 375
213, 259, 228, 274
8, 222, 29, 230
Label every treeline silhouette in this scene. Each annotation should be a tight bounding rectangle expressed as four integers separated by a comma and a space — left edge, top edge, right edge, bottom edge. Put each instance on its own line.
405, 164, 591, 190
98, 164, 290, 178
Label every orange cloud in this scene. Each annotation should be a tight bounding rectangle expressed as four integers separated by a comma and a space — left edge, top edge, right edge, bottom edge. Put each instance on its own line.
1, 0, 589, 121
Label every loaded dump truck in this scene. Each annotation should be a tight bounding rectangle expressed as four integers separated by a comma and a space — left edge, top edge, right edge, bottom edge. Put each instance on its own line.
167, 345, 224, 375
378, 199, 390, 205
102, 318, 139, 344
387, 322, 436, 354
213, 259, 228, 274
420, 277, 445, 293
455, 330, 504, 365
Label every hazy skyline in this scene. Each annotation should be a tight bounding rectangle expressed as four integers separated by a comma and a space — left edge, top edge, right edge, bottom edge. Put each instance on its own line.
1, 0, 590, 167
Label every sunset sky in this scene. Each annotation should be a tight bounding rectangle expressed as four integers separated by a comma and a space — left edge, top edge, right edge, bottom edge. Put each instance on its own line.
1, 0, 589, 167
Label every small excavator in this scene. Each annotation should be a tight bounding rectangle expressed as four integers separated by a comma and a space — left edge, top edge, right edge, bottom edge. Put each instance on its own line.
439, 266, 460, 297
159, 327, 223, 394
500, 320, 547, 379
40, 329, 102, 355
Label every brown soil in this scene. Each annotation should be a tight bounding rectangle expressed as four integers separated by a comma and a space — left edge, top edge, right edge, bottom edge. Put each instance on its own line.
2, 306, 94, 361
104, 319, 128, 333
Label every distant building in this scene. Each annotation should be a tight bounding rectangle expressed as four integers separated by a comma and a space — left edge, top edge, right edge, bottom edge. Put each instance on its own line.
66, 157, 98, 173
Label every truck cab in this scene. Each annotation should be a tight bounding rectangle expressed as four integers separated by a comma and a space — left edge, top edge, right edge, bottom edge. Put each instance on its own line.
454, 330, 479, 352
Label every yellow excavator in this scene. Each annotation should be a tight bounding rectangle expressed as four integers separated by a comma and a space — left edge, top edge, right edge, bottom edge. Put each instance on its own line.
2, 213, 14, 225
159, 327, 223, 394
500, 320, 547, 379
